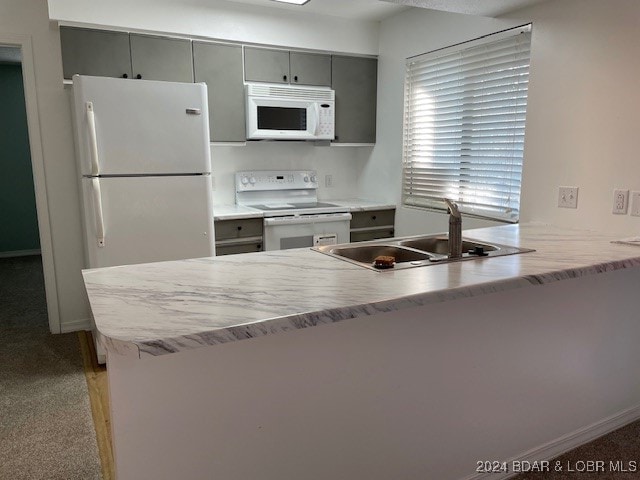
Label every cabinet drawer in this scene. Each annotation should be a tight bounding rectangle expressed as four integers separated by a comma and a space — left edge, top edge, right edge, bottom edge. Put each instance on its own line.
350, 228, 395, 243
215, 218, 263, 240
350, 209, 395, 229
216, 239, 263, 256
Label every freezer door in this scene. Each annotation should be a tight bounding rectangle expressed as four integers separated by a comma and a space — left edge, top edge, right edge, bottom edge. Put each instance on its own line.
72, 75, 211, 176
81, 175, 215, 268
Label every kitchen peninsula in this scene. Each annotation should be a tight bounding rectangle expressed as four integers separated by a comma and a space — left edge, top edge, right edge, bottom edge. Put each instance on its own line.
83, 224, 640, 480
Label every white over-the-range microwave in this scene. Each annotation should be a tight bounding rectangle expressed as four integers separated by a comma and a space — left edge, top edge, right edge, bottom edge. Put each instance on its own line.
245, 82, 335, 141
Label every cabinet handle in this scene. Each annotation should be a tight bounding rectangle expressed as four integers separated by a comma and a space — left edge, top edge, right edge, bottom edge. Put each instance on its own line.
294, 75, 298, 82
283, 75, 287, 82
237, 226, 242, 231
136, 74, 142, 79
372, 215, 377, 220
122, 73, 128, 79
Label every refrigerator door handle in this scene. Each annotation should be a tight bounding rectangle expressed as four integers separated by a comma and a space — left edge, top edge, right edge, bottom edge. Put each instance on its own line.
86, 101, 100, 176
91, 178, 106, 247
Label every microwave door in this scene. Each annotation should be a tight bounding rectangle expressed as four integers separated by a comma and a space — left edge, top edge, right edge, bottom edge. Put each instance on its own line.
247, 97, 315, 140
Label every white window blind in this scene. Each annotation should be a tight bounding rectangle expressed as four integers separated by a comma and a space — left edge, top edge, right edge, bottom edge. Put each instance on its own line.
402, 25, 532, 222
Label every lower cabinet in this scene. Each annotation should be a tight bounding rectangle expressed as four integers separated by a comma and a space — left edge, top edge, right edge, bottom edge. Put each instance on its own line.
215, 217, 263, 255
350, 208, 395, 242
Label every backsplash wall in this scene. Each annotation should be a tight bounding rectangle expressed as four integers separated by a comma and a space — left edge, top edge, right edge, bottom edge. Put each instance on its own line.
211, 143, 372, 205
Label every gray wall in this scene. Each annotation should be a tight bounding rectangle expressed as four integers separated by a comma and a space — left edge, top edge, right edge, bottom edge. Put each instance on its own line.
0, 64, 40, 253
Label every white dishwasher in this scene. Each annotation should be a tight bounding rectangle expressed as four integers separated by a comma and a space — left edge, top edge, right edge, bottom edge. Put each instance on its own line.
235, 170, 351, 251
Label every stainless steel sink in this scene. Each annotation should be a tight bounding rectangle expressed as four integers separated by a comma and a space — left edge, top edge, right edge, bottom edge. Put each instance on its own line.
397, 236, 497, 256
312, 233, 534, 271
327, 244, 436, 269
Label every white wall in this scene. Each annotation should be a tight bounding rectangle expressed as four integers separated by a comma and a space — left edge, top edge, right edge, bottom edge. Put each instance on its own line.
502, 0, 640, 235
372, 0, 640, 237
212, 144, 372, 204
1, 0, 89, 332
47, 0, 379, 55
367, 9, 523, 236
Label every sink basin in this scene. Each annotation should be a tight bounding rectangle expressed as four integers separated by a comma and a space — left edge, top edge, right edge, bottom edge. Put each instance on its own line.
397, 236, 498, 255
328, 244, 434, 265
312, 233, 534, 271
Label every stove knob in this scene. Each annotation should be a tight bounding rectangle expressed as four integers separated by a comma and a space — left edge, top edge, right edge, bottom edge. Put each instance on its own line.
249, 176, 256, 185
310, 175, 317, 183
241, 176, 249, 185
303, 176, 310, 183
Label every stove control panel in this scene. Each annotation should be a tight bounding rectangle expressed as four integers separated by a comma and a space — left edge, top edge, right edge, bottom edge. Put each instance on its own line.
236, 170, 319, 192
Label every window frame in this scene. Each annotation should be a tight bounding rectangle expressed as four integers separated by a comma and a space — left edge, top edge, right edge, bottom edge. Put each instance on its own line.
401, 24, 532, 223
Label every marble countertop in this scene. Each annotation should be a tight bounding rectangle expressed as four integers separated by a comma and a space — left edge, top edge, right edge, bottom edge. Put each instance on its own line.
213, 204, 263, 221
82, 224, 640, 358
213, 199, 395, 220
328, 199, 397, 211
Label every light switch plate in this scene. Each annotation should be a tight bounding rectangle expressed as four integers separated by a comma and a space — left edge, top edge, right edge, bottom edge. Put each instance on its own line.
612, 189, 629, 214
558, 186, 579, 209
630, 191, 640, 217
325, 174, 333, 188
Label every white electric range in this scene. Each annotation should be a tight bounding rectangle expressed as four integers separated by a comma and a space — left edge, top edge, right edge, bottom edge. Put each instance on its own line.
235, 170, 352, 251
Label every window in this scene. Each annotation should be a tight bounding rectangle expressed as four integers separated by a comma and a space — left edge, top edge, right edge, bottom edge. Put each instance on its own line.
402, 25, 532, 222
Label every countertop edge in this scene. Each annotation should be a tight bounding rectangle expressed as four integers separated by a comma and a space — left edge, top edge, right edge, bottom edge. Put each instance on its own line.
129, 255, 640, 358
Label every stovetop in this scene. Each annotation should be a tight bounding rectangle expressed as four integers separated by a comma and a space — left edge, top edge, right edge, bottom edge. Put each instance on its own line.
248, 202, 341, 211
236, 170, 350, 217
246, 202, 350, 217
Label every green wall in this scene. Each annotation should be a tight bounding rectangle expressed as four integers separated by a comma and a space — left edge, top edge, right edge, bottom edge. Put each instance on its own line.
0, 64, 40, 254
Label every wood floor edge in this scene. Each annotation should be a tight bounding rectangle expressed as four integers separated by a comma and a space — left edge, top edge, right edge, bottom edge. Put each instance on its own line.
78, 330, 115, 480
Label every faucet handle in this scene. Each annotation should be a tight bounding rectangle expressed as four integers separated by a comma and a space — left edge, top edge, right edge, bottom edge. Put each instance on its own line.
444, 198, 461, 218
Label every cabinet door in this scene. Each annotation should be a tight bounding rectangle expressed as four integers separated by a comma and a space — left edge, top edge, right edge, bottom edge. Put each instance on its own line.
60, 27, 132, 80
244, 47, 290, 84
193, 42, 246, 142
331, 56, 378, 144
130, 34, 193, 82
289, 52, 331, 87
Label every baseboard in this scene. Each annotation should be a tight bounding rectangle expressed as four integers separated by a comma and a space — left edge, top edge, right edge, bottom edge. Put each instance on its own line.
461, 404, 640, 480
60, 317, 92, 333
0, 249, 41, 258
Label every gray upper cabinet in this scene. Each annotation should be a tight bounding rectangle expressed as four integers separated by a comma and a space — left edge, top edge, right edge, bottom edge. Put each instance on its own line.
130, 34, 193, 82
193, 42, 246, 143
331, 55, 378, 144
60, 27, 132, 80
244, 47, 290, 84
289, 52, 331, 86
244, 48, 331, 86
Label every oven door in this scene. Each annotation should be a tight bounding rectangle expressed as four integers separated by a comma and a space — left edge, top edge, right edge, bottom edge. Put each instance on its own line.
263, 213, 351, 251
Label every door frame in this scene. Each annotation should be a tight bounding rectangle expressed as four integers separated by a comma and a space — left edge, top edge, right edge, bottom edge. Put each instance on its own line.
1, 34, 61, 333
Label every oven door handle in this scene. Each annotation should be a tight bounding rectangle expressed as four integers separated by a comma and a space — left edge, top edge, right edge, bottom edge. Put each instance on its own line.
264, 213, 352, 226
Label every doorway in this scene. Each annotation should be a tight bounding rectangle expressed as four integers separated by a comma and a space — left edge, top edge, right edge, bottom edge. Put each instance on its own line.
0, 46, 48, 328
0, 37, 60, 333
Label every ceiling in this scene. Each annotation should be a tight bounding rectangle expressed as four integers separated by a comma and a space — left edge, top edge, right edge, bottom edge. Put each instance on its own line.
221, 0, 549, 21
219, 0, 408, 21
381, 0, 549, 17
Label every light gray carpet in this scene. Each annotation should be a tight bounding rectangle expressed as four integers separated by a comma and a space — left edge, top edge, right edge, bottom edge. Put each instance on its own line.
0, 255, 101, 480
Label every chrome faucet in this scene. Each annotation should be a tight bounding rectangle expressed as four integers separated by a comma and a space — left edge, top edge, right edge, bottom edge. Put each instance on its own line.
444, 199, 462, 259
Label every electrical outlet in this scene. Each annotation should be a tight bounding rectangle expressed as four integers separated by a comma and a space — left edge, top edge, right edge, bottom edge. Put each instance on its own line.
630, 191, 640, 217
612, 189, 629, 214
325, 174, 333, 188
558, 186, 579, 209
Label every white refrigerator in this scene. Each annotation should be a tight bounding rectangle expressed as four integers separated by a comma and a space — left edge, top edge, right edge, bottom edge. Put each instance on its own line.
71, 75, 216, 362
